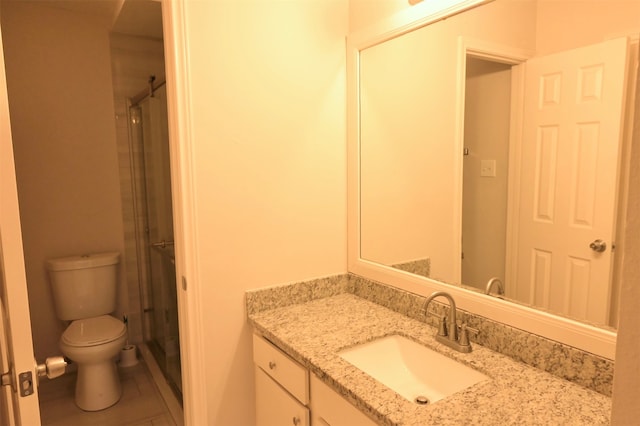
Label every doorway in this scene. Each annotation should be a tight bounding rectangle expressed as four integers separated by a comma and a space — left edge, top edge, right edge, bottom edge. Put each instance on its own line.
0, 0, 183, 422
461, 57, 512, 291
110, 0, 182, 400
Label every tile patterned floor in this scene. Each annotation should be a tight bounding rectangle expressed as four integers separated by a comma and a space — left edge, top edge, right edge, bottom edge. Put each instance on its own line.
38, 361, 177, 426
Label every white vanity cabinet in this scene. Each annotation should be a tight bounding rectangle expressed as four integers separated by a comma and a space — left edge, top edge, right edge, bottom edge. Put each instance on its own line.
310, 375, 377, 426
253, 334, 310, 426
253, 334, 377, 426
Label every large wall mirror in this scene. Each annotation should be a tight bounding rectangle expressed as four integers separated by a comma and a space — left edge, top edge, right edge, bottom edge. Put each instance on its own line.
348, 0, 639, 359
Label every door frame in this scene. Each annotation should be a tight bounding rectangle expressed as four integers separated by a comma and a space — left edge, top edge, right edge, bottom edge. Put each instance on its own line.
0, 21, 42, 425
160, 1, 208, 423
454, 37, 532, 287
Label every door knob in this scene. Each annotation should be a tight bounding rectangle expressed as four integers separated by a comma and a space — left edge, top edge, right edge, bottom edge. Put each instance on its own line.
36, 356, 67, 379
589, 239, 607, 253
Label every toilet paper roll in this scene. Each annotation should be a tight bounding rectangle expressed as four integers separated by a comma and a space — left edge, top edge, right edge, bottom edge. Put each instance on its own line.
44, 356, 67, 379
120, 345, 139, 367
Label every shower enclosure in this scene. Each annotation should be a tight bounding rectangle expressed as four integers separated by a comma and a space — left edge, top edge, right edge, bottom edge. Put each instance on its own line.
128, 81, 182, 401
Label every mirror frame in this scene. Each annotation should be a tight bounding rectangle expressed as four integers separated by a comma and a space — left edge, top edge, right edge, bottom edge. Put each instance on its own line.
347, 0, 617, 360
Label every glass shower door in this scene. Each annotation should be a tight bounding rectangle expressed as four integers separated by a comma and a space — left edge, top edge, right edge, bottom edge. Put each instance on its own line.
131, 84, 182, 400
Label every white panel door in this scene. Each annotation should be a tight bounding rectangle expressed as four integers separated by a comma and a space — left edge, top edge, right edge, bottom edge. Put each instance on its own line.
0, 23, 41, 426
514, 37, 628, 324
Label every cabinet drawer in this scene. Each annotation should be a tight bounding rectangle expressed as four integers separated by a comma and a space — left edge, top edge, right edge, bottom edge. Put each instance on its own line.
255, 367, 309, 426
310, 375, 377, 426
253, 334, 309, 404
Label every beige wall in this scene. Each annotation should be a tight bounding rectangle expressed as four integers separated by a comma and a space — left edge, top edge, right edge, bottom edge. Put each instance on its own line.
0, 3, 126, 361
535, 0, 640, 55
359, 31, 447, 270
180, 1, 348, 423
349, 0, 408, 33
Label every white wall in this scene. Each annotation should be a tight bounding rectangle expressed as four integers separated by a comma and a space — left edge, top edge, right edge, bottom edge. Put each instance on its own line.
180, 1, 348, 423
0, 2, 126, 361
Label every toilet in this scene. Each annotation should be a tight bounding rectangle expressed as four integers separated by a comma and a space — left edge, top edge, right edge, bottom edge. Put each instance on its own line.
46, 252, 127, 411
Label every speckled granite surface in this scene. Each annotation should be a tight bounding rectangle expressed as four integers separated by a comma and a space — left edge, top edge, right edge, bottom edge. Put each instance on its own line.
247, 273, 614, 396
390, 258, 430, 278
248, 293, 611, 425
246, 274, 350, 315
348, 275, 615, 396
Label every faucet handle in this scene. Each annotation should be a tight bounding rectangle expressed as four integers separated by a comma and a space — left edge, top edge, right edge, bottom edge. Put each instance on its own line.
424, 308, 448, 337
436, 314, 448, 337
458, 323, 479, 346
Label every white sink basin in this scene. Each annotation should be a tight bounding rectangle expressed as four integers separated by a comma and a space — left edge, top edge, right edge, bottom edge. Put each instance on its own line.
338, 334, 489, 404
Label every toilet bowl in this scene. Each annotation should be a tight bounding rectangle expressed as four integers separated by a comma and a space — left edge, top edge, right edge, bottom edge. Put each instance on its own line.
59, 315, 127, 411
46, 252, 127, 411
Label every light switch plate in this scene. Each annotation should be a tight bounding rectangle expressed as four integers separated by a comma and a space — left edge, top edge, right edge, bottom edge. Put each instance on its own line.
480, 160, 496, 177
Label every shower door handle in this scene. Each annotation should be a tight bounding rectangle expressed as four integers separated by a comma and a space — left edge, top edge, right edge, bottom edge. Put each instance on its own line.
151, 240, 174, 249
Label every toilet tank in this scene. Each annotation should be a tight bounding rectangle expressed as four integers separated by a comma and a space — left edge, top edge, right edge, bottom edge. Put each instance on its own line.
46, 252, 120, 321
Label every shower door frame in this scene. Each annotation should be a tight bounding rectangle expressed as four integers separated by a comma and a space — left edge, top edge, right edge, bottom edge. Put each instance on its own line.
128, 84, 182, 401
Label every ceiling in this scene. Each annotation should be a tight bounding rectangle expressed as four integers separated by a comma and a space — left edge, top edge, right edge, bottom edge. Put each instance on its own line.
11, 0, 163, 39
13, 0, 121, 21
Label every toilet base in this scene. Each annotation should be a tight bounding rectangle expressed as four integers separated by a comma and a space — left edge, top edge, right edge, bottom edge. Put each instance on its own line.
75, 360, 122, 411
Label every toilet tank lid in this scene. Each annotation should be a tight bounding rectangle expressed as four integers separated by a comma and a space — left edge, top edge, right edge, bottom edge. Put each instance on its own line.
46, 252, 120, 271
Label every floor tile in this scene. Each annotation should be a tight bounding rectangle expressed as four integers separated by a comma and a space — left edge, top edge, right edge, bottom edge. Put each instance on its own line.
38, 361, 177, 426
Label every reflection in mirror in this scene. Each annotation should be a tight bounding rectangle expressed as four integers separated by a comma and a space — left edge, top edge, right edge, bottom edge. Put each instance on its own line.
359, 0, 639, 330
461, 57, 511, 294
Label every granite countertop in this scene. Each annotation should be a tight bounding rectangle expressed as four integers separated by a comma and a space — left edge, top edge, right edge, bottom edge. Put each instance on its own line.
248, 293, 611, 425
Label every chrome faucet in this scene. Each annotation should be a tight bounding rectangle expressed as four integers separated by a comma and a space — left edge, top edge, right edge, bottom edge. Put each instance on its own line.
485, 277, 504, 297
423, 291, 476, 353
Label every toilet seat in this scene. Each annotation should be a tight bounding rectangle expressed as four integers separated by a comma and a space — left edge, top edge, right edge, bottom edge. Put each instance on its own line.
62, 315, 126, 347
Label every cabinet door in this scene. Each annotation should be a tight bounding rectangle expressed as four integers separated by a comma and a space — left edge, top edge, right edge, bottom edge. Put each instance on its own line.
256, 367, 309, 426
253, 333, 309, 404
310, 375, 377, 426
